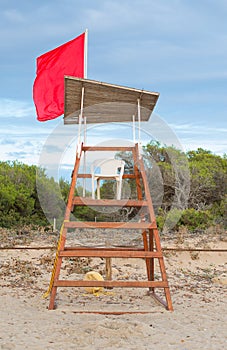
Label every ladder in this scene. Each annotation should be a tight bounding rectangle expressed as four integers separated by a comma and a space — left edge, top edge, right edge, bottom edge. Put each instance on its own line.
48, 143, 173, 311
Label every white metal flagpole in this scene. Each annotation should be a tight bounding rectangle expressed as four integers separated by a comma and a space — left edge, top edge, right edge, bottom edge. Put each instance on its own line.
84, 29, 88, 78
77, 86, 84, 158
82, 116, 87, 197
132, 114, 136, 143
82, 29, 88, 195
137, 98, 142, 158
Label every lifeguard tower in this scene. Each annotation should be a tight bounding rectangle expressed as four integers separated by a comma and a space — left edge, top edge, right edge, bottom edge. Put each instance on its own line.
48, 76, 173, 311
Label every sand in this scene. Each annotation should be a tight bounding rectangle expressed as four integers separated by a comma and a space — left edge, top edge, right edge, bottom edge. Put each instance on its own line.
0, 229, 226, 349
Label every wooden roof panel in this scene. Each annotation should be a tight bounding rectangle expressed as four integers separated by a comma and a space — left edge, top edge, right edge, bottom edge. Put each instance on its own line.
64, 76, 159, 124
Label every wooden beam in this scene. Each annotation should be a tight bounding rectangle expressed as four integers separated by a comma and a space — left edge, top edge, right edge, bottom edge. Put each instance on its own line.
59, 249, 162, 258
77, 174, 136, 179
64, 246, 145, 251
64, 221, 156, 229
72, 198, 148, 207
55, 280, 168, 288
82, 146, 134, 152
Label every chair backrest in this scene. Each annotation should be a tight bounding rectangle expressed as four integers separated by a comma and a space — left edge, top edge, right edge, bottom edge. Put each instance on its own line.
91, 158, 125, 177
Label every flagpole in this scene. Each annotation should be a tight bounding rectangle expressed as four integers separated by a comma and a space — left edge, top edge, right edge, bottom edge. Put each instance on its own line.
84, 28, 88, 78
82, 29, 88, 195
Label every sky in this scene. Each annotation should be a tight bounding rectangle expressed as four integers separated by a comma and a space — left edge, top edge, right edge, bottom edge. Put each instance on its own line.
0, 0, 227, 173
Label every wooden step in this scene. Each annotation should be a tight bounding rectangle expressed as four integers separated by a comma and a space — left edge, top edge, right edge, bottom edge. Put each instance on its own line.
64, 221, 155, 229
82, 146, 134, 152
54, 280, 168, 288
72, 198, 148, 207
65, 246, 144, 251
77, 174, 136, 179
59, 248, 162, 258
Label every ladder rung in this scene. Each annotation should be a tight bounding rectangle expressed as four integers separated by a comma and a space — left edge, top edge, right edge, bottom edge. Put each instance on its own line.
54, 280, 168, 288
77, 174, 136, 179
72, 198, 148, 207
65, 246, 144, 251
82, 146, 134, 152
64, 221, 155, 229
59, 249, 162, 258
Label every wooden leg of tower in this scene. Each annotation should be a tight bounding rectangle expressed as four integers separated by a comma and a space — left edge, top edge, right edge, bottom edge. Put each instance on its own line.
148, 229, 155, 292
105, 258, 112, 283
49, 286, 57, 310
142, 230, 155, 293
153, 228, 173, 311
142, 231, 151, 281
48, 151, 82, 310
48, 256, 63, 310
132, 147, 143, 200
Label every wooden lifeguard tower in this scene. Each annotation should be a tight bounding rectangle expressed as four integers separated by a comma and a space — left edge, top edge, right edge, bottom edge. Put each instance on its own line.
47, 76, 173, 311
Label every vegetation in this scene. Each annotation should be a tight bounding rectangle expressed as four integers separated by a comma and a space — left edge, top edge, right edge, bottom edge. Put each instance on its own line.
143, 143, 226, 231
0, 161, 66, 228
0, 161, 41, 228
0, 143, 226, 232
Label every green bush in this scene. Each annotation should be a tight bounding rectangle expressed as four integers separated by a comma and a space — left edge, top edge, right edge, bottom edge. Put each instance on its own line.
157, 207, 214, 232
180, 208, 213, 230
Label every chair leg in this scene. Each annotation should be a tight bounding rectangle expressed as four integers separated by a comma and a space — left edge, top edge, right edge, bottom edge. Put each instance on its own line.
116, 180, 122, 200
116, 181, 119, 200
97, 179, 101, 199
91, 177, 95, 199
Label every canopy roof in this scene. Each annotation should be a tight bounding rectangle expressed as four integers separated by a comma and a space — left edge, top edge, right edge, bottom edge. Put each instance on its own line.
64, 76, 159, 124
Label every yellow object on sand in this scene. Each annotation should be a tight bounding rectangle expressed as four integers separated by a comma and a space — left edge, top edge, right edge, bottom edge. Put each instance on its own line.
83, 271, 104, 294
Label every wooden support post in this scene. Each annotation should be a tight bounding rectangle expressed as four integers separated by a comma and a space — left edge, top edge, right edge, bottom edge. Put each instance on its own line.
153, 228, 173, 311
132, 147, 143, 200
149, 229, 155, 292
105, 258, 112, 281
142, 231, 150, 280
105, 239, 112, 285
48, 149, 82, 310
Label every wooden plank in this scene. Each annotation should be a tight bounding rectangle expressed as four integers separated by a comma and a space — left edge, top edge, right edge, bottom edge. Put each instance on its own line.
77, 174, 136, 179
55, 280, 168, 288
72, 198, 148, 207
64, 246, 145, 251
82, 146, 134, 152
64, 221, 155, 229
59, 249, 162, 258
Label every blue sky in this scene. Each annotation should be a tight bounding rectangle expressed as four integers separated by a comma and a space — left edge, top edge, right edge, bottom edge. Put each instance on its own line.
0, 0, 227, 169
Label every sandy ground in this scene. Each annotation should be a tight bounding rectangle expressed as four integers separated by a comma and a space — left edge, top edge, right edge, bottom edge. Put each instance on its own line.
0, 228, 226, 349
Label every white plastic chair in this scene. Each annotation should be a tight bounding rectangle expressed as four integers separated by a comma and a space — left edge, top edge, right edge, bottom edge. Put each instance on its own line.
91, 158, 125, 200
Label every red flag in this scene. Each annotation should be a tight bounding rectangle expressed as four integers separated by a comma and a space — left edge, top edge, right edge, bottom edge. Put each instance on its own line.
33, 33, 85, 122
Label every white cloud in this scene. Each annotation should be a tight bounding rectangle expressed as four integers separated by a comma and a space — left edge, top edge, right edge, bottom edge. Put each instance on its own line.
171, 123, 227, 134
169, 122, 227, 155
0, 137, 42, 164
0, 98, 34, 118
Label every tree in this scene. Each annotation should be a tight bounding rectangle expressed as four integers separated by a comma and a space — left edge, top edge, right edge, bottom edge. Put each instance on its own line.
0, 161, 39, 227
187, 148, 227, 209
143, 141, 190, 212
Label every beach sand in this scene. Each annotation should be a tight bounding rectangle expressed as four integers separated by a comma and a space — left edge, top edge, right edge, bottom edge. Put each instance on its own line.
0, 229, 226, 349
